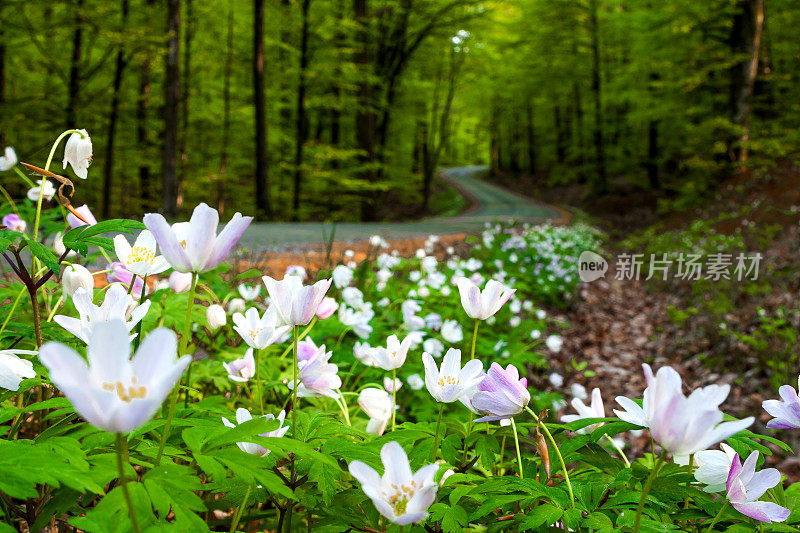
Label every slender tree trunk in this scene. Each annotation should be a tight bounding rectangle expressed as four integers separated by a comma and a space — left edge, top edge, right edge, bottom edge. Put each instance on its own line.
218, 5, 234, 214
66, 0, 85, 128
162, 0, 181, 216
526, 99, 536, 175
554, 104, 566, 164
137, 59, 152, 210
253, 0, 271, 218
177, 0, 193, 210
572, 82, 586, 183
589, 0, 607, 194
489, 103, 499, 174
647, 120, 659, 189
102, 0, 130, 218
729, 0, 765, 162
353, 0, 376, 221
0, 1, 5, 146
292, 0, 311, 221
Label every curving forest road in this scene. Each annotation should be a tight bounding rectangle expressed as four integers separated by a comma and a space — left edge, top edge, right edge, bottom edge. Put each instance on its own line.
239, 166, 568, 250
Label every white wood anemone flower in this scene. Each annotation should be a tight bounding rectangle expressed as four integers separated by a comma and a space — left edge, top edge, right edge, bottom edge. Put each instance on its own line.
221, 407, 290, 456
231, 307, 290, 350
26, 180, 56, 202
422, 348, 484, 403
364, 334, 414, 371
262, 274, 332, 326
62, 129, 93, 179
39, 319, 190, 433
0, 147, 17, 171
0, 350, 37, 391
143, 202, 253, 273
54, 285, 151, 344
358, 388, 392, 435
113, 230, 170, 277
222, 348, 256, 382
348, 441, 440, 525
456, 277, 515, 320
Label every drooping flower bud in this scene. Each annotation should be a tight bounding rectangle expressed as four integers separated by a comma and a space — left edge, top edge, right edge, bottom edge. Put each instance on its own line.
206, 304, 227, 330
61, 264, 93, 298
169, 271, 193, 294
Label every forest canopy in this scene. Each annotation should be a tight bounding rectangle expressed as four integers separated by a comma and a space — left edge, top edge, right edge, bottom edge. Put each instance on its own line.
0, 0, 793, 221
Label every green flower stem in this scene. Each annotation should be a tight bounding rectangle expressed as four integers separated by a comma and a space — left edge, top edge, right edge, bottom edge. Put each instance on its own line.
685, 453, 695, 509
0, 184, 21, 217
391, 368, 397, 431
133, 275, 148, 352
0, 287, 25, 339
256, 348, 264, 415
182, 274, 199, 408
155, 272, 197, 466
470, 320, 479, 360
279, 318, 316, 359
509, 418, 524, 479
432, 403, 445, 461
525, 406, 574, 506
116, 434, 142, 533
33, 129, 83, 242
292, 325, 299, 436
229, 484, 252, 533
604, 434, 630, 467
335, 389, 351, 426
634, 450, 668, 533
13, 166, 35, 188
704, 500, 729, 533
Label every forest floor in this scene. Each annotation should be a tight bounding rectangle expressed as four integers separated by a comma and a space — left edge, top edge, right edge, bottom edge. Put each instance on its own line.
494, 162, 800, 473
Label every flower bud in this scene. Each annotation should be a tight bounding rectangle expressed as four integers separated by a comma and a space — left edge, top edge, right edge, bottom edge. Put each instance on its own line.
53, 232, 76, 259
227, 297, 246, 314
61, 264, 93, 298
169, 271, 193, 293
2, 214, 26, 233
315, 297, 338, 320
206, 304, 227, 330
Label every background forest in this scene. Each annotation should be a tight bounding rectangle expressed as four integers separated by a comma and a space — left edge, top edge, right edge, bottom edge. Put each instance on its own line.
0, 0, 794, 222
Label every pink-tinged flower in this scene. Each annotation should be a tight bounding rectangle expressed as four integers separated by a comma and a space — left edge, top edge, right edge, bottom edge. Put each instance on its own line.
222, 348, 256, 382
456, 278, 515, 320
231, 307, 290, 350
561, 387, 605, 433
106, 262, 147, 298
169, 271, 193, 293
614, 364, 753, 457
353, 341, 377, 367
0, 349, 37, 391
62, 129, 92, 179
0, 147, 17, 171
762, 376, 800, 429
348, 441, 440, 525
422, 348, 484, 403
285, 265, 307, 280
237, 283, 261, 301
262, 275, 332, 326
144, 203, 253, 273
26, 180, 56, 202
364, 334, 414, 371
470, 363, 530, 422
54, 285, 150, 344
39, 319, 190, 433
206, 304, 227, 330
358, 388, 392, 435
221, 407, 289, 456
726, 451, 789, 524
694, 443, 737, 493
113, 230, 170, 277
316, 297, 338, 320
2, 214, 26, 233
289, 343, 341, 399
67, 204, 98, 228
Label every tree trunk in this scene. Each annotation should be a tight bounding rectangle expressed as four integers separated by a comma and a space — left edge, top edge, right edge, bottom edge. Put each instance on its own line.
66, 0, 85, 128
489, 103, 499, 174
589, 0, 607, 194
137, 60, 152, 210
218, 5, 234, 214
253, 0, 272, 218
554, 104, 566, 164
0, 1, 5, 146
353, 0, 376, 221
292, 0, 311, 221
162, 0, 181, 216
177, 0, 193, 211
526, 99, 536, 175
729, 0, 765, 162
102, 0, 130, 218
647, 120, 659, 189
